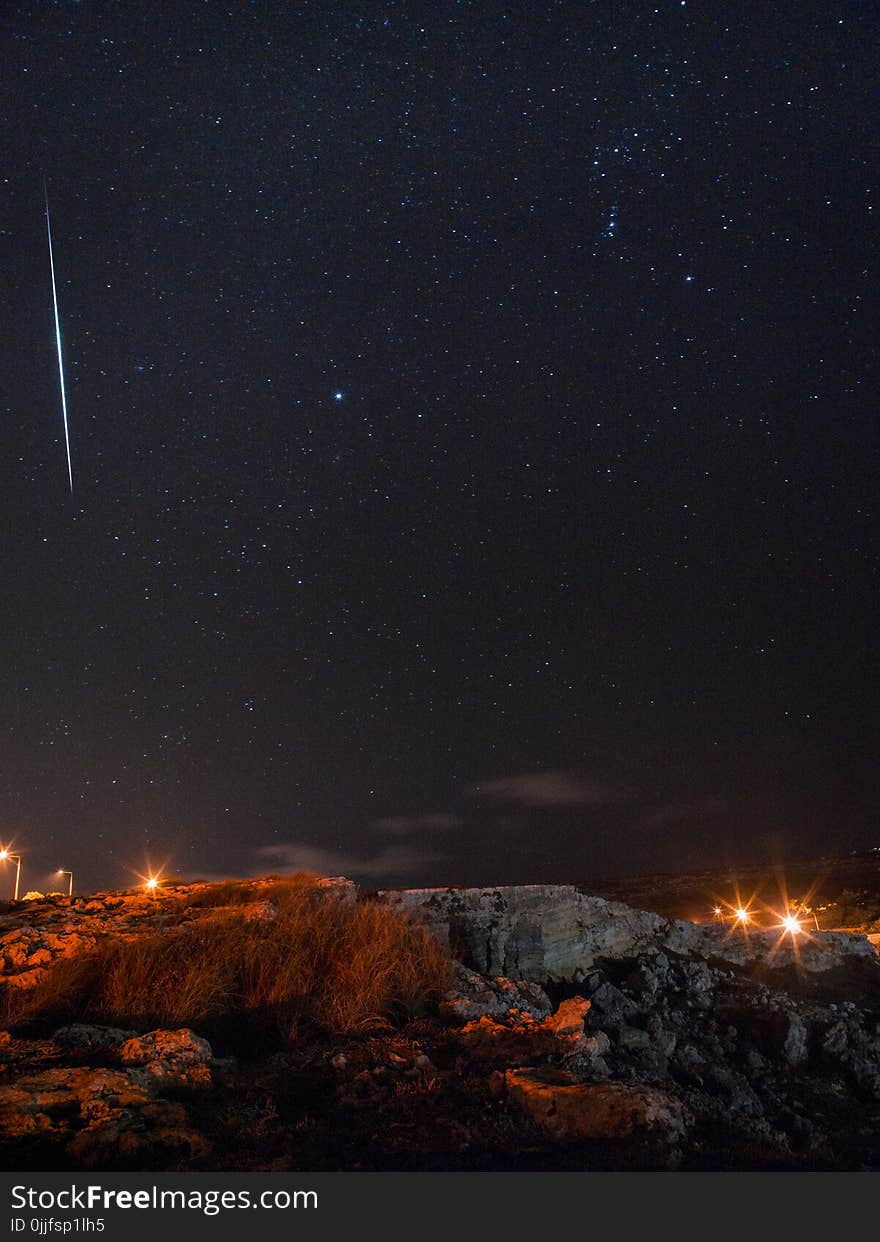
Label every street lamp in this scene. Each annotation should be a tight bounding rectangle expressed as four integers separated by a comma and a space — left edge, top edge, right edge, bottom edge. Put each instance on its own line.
0, 848, 22, 901
57, 869, 74, 898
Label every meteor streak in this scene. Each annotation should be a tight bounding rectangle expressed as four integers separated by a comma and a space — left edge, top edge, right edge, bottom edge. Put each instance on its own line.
44, 185, 73, 493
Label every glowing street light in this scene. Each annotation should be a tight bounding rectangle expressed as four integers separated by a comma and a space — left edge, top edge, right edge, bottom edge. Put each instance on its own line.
780, 914, 803, 936
734, 907, 751, 925
56, 869, 74, 898
0, 848, 22, 901
145, 876, 159, 890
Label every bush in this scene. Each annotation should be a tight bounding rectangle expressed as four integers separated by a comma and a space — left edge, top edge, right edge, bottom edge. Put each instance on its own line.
3, 886, 450, 1045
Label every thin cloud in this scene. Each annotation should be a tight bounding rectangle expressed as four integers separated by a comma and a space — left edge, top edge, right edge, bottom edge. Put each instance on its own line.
469, 770, 615, 808
635, 797, 730, 833
256, 841, 440, 881
372, 812, 462, 836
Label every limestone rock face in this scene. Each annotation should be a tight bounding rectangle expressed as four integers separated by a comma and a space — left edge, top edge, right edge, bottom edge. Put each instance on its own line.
378, 885, 877, 982
505, 1068, 687, 1143
379, 886, 664, 981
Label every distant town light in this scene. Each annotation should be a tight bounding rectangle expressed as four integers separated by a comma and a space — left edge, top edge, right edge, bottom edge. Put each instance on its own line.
145, 876, 159, 891
781, 914, 803, 935
735, 907, 750, 924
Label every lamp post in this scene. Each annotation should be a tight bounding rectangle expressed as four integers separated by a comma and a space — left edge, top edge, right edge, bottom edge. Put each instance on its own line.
0, 848, 22, 901
57, 869, 74, 898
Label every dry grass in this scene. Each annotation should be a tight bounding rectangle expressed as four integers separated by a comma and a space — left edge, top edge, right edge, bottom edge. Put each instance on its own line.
178, 873, 317, 910
2, 886, 450, 1045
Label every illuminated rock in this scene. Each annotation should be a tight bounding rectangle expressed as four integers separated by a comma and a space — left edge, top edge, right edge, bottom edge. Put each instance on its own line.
504, 1068, 687, 1143
541, 997, 592, 1039
118, 1028, 214, 1088
0, 1065, 208, 1166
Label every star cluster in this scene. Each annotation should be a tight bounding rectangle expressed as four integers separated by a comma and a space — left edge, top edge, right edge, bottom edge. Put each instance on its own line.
0, 1, 876, 891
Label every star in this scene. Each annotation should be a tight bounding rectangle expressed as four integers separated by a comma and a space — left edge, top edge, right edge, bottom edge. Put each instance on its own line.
333, 391, 344, 402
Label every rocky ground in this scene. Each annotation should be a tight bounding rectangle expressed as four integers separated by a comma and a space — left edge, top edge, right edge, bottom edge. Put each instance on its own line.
2, 878, 879, 1171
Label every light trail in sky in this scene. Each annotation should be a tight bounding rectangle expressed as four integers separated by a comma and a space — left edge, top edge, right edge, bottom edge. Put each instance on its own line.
44, 184, 73, 493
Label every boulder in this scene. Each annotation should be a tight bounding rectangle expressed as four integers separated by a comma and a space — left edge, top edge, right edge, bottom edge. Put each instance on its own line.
53, 1024, 139, 1052
617, 1025, 652, 1054
588, 981, 640, 1028
439, 962, 552, 1023
766, 1011, 809, 1067
505, 1068, 687, 1143
821, 1021, 849, 1059
541, 997, 591, 1039
118, 1029, 213, 1087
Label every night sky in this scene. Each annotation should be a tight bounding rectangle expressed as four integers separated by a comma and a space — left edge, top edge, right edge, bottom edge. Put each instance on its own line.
1, 1, 877, 897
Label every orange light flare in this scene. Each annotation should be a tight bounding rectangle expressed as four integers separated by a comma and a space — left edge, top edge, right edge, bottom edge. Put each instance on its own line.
780, 913, 803, 936
128, 857, 172, 895
711, 887, 760, 936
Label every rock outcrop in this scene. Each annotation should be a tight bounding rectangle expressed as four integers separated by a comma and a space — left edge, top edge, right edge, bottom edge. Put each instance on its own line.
0, 1025, 219, 1167
379, 885, 877, 981
433, 936, 880, 1162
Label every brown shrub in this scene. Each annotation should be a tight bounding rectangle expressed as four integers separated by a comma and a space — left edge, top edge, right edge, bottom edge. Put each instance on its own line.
3, 888, 450, 1045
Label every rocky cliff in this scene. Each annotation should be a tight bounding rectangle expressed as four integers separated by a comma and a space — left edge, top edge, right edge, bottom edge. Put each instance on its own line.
377, 884, 877, 980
